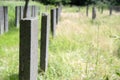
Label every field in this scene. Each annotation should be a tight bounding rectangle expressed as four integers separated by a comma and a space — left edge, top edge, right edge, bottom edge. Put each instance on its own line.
0, 1, 120, 80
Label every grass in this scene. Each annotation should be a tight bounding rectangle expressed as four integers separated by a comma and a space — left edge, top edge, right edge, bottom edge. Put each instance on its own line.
0, 2, 120, 80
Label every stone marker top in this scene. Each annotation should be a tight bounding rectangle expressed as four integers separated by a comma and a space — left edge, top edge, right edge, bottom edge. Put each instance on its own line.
21, 17, 38, 21
42, 13, 48, 16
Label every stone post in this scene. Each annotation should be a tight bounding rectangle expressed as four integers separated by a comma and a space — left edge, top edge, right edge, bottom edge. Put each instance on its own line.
51, 9, 56, 37
19, 18, 38, 80
4, 6, 8, 32
0, 7, 4, 34
110, 6, 112, 15
40, 13, 49, 72
92, 6, 96, 20
56, 7, 59, 24
15, 6, 20, 27
86, 5, 89, 16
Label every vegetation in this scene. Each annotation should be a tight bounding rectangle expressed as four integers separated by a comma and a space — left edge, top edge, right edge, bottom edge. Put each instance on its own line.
0, 1, 120, 80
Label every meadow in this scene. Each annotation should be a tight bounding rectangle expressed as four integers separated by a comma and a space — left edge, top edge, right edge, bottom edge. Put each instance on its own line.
0, 1, 120, 80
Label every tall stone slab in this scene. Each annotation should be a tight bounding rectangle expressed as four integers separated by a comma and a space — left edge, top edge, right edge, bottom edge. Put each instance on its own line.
19, 18, 38, 80
31, 6, 35, 17
4, 6, 8, 32
15, 6, 20, 27
20, 6, 24, 19
86, 5, 89, 16
56, 7, 59, 24
40, 13, 50, 72
0, 6, 4, 34
26, 6, 32, 18
92, 6, 96, 20
110, 7, 112, 15
51, 9, 56, 37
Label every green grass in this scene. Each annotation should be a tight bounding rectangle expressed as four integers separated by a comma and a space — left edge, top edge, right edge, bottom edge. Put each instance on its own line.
0, 2, 120, 80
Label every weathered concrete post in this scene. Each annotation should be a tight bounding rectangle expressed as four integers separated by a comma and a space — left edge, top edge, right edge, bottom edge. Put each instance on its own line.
20, 6, 24, 19
4, 6, 8, 32
101, 7, 104, 14
26, 6, 32, 18
92, 6, 96, 20
15, 6, 20, 27
56, 7, 59, 24
19, 18, 38, 80
110, 6, 112, 15
31, 6, 35, 17
86, 5, 89, 16
0, 6, 4, 34
40, 13, 49, 72
51, 9, 56, 37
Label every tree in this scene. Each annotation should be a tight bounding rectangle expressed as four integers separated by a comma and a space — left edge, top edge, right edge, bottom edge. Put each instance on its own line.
23, 0, 29, 18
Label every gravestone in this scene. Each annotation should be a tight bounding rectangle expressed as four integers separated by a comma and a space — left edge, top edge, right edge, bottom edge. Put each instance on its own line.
20, 6, 24, 19
19, 18, 38, 80
15, 6, 38, 27
31, 6, 35, 17
15, 6, 20, 28
40, 13, 50, 72
112, 6, 120, 12
56, 7, 59, 24
0, 6, 8, 34
86, 5, 89, 16
4, 6, 8, 32
31, 6, 38, 17
92, 6, 96, 20
26, 6, 32, 18
0, 6, 4, 34
51, 9, 56, 37
109, 7, 112, 15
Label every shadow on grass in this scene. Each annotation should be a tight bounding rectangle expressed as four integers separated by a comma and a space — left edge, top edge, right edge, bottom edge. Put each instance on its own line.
3, 74, 18, 80
9, 74, 19, 80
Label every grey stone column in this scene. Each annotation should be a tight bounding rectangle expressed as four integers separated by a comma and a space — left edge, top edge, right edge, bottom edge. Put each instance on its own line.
19, 18, 38, 80
31, 6, 35, 17
51, 9, 56, 37
56, 7, 59, 24
92, 6, 96, 20
26, 6, 32, 18
15, 6, 20, 27
0, 7, 4, 34
20, 6, 24, 19
110, 6, 112, 15
86, 5, 89, 16
4, 6, 8, 32
40, 13, 50, 72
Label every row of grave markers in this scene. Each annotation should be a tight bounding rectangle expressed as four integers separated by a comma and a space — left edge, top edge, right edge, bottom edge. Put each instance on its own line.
19, 6, 62, 80
0, 5, 39, 35
86, 6, 120, 20
0, 6, 8, 34
15, 5, 38, 27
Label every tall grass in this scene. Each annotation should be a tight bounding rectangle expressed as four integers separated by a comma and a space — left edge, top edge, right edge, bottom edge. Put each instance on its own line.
0, 2, 120, 80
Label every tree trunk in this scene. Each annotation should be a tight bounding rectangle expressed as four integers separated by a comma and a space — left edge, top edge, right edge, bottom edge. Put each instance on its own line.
23, 0, 29, 18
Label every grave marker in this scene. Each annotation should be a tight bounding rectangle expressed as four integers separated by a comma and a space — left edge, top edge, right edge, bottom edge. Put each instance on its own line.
40, 13, 50, 72
86, 5, 89, 16
4, 6, 8, 32
56, 7, 59, 24
0, 6, 8, 34
0, 6, 4, 34
19, 18, 38, 80
51, 9, 56, 37
92, 6, 96, 20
